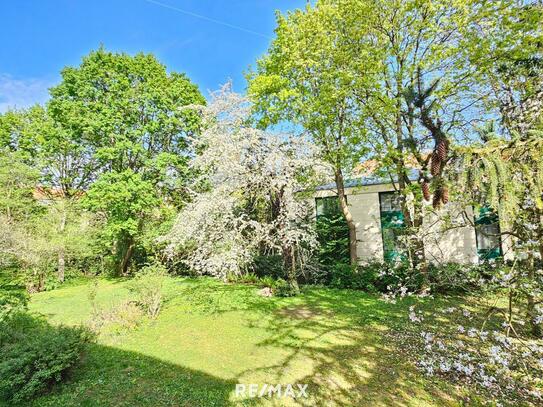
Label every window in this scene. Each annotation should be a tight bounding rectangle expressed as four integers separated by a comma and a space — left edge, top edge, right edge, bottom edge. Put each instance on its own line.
379, 192, 406, 262
475, 207, 502, 261
316, 196, 345, 218
380, 193, 402, 212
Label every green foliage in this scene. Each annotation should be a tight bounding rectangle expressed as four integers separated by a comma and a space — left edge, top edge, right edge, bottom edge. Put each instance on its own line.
45, 48, 205, 274
230, 272, 261, 285
89, 300, 144, 334
328, 263, 380, 292
128, 263, 168, 318
0, 150, 40, 221
426, 262, 494, 294
258, 275, 276, 289
316, 213, 350, 272
248, 2, 369, 171
1, 200, 100, 291
0, 312, 92, 403
84, 170, 159, 244
273, 278, 298, 297
324, 261, 494, 295
0, 277, 28, 320
249, 254, 284, 279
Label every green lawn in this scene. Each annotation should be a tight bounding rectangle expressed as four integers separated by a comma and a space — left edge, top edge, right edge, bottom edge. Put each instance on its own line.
22, 277, 472, 406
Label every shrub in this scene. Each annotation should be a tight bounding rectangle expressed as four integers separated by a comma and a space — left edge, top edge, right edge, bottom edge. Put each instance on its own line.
235, 272, 261, 285
273, 278, 298, 297
316, 213, 350, 272
0, 284, 28, 320
427, 262, 494, 293
128, 263, 168, 319
258, 275, 276, 289
250, 255, 284, 279
323, 261, 498, 295
89, 300, 144, 333
328, 263, 383, 292
0, 312, 92, 403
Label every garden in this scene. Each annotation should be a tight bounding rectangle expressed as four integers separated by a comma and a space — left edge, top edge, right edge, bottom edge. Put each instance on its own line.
1, 1, 542, 406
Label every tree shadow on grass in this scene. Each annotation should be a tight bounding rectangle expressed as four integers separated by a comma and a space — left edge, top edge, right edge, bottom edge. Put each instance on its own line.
234, 288, 463, 406
27, 342, 253, 407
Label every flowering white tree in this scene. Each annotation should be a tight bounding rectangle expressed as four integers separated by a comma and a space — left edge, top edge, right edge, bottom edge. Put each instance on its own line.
163, 86, 329, 290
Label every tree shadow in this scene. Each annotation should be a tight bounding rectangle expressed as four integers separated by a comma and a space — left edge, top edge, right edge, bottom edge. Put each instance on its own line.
27, 342, 251, 407
234, 288, 463, 406
23, 280, 491, 406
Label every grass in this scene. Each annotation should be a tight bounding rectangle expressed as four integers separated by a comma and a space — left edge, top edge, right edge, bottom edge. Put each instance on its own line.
19, 277, 479, 406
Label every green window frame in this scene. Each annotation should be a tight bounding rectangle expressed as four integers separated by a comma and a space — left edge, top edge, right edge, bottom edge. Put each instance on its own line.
379, 192, 406, 262
474, 206, 502, 261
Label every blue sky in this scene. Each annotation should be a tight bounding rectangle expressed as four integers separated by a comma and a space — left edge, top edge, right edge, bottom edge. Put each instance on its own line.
0, 0, 307, 112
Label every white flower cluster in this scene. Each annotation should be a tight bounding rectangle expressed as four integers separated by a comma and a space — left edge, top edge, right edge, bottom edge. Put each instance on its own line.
162, 85, 330, 278
411, 306, 543, 404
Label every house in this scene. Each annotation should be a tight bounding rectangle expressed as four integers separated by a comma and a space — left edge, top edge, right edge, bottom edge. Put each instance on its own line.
315, 171, 510, 265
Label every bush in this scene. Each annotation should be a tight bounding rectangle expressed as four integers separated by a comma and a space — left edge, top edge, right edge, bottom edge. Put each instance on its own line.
328, 263, 381, 292
324, 262, 422, 293
273, 278, 298, 297
316, 213, 350, 272
128, 263, 168, 319
0, 283, 28, 320
427, 262, 494, 293
258, 275, 276, 289
89, 300, 144, 333
0, 312, 92, 403
234, 272, 261, 285
250, 255, 284, 279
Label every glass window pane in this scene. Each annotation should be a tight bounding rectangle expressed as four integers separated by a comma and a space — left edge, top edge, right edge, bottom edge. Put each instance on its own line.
475, 207, 502, 260
380, 192, 406, 262
315, 196, 344, 217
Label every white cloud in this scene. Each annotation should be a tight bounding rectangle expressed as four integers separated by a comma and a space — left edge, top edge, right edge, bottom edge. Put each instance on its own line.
0, 74, 52, 113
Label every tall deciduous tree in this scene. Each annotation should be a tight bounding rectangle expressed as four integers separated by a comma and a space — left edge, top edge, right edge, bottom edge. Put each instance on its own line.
1, 104, 99, 282
48, 48, 205, 275
164, 86, 327, 290
247, 3, 373, 265
452, 0, 543, 336
249, 0, 497, 274
0, 150, 39, 222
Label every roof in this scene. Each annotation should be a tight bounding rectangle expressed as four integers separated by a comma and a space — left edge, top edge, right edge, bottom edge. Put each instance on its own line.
315, 168, 419, 191
33, 187, 85, 200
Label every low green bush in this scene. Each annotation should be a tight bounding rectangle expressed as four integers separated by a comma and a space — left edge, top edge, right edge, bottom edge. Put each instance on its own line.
128, 263, 168, 319
426, 262, 497, 293
329, 263, 379, 292
235, 272, 261, 285
250, 255, 284, 279
89, 300, 144, 333
0, 285, 28, 320
325, 261, 502, 295
273, 278, 298, 297
258, 275, 276, 289
0, 312, 92, 403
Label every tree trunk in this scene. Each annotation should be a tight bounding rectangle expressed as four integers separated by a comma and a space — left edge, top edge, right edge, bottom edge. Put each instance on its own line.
334, 168, 358, 266
117, 236, 135, 276
397, 163, 428, 280
410, 200, 428, 276
58, 207, 67, 282
283, 245, 300, 294
58, 249, 66, 283
527, 266, 542, 338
